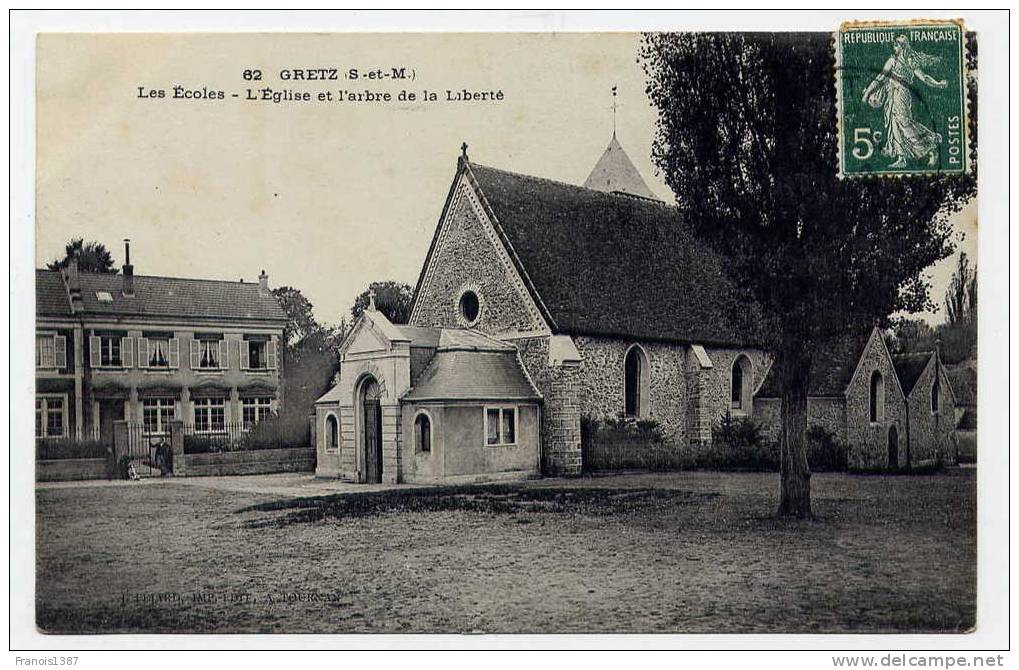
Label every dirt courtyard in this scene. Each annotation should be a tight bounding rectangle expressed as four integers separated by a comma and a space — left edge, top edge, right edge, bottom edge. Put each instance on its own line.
35, 469, 976, 634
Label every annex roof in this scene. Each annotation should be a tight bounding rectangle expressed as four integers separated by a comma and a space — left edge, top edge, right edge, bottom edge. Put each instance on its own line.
402, 347, 541, 403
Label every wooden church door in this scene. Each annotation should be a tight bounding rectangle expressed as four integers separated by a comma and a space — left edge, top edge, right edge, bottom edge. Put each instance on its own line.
362, 378, 383, 483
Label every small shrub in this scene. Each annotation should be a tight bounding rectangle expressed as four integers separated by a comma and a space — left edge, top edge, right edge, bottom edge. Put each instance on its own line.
703, 413, 778, 471
956, 430, 976, 464
806, 425, 848, 472
183, 434, 234, 454
580, 415, 683, 472
36, 438, 110, 461
239, 415, 288, 451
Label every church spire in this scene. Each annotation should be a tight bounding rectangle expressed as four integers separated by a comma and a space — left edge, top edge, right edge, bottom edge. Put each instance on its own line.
583, 85, 657, 199
611, 84, 617, 139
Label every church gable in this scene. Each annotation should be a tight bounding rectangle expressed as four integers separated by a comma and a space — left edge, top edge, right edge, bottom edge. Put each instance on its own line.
343, 318, 389, 356
409, 170, 549, 335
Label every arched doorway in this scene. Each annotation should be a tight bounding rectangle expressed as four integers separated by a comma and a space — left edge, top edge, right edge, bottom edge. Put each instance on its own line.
888, 425, 899, 470
360, 377, 383, 483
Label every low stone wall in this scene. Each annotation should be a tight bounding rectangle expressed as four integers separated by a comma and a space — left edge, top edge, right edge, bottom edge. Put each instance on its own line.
37, 458, 110, 482
183, 448, 316, 477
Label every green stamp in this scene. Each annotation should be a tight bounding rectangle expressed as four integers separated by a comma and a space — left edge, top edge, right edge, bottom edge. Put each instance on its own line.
835, 20, 969, 178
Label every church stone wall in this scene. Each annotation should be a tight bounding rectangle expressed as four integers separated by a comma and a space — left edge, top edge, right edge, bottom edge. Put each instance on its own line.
845, 334, 907, 471
409, 180, 546, 335
514, 337, 582, 476
571, 336, 691, 445
698, 346, 772, 441
755, 397, 847, 447
905, 361, 958, 466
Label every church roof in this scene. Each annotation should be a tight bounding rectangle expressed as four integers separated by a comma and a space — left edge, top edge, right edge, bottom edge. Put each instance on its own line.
583, 135, 658, 200
756, 330, 873, 398
891, 352, 935, 397
464, 161, 757, 347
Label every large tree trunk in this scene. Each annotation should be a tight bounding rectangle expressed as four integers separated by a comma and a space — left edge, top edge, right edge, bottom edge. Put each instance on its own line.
777, 350, 812, 518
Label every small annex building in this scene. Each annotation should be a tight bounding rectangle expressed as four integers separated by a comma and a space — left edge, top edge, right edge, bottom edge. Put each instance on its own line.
314, 305, 542, 484
755, 327, 958, 470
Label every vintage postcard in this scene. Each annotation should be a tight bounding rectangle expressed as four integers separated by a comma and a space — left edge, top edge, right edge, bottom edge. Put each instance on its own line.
10, 10, 1008, 659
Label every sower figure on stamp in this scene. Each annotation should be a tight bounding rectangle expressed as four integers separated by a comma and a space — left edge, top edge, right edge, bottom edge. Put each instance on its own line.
862, 34, 948, 168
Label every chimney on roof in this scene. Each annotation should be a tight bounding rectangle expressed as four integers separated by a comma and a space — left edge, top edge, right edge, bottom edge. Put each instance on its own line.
258, 269, 269, 296
63, 255, 83, 312
122, 239, 135, 297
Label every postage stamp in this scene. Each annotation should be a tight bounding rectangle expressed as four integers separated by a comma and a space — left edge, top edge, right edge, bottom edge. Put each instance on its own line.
835, 19, 969, 178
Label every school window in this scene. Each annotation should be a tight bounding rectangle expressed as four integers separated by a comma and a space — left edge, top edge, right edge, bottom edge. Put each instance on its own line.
99, 335, 122, 367
248, 341, 266, 369
198, 340, 220, 368
485, 407, 516, 446
242, 397, 272, 426
36, 396, 66, 438
194, 397, 226, 433
142, 398, 176, 435
36, 333, 56, 368
148, 338, 170, 368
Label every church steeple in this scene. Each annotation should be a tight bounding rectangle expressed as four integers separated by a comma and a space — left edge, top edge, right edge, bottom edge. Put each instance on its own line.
584, 85, 658, 200
584, 134, 657, 200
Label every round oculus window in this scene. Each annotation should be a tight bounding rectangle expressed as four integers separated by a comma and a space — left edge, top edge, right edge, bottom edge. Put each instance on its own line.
459, 290, 480, 323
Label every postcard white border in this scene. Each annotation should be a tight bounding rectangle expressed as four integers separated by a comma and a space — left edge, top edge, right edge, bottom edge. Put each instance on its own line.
8, 8, 1011, 657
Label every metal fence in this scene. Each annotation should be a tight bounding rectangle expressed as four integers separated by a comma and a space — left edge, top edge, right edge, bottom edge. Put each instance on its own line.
181, 420, 285, 454
123, 423, 172, 460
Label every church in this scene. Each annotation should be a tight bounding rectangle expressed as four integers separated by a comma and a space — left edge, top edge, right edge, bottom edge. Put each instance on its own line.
314, 134, 770, 483
314, 130, 959, 483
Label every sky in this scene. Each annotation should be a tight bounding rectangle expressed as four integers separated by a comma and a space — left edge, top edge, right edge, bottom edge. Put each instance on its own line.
36, 32, 975, 327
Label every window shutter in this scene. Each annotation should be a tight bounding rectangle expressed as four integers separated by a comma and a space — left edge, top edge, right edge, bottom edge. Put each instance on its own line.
121, 337, 134, 368
138, 338, 149, 369
219, 340, 228, 369
169, 338, 180, 368
240, 340, 250, 369
89, 336, 101, 368
266, 340, 278, 369
54, 335, 67, 369
190, 339, 200, 369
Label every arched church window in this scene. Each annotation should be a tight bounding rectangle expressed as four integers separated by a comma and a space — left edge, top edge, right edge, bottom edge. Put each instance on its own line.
870, 371, 884, 423
731, 355, 753, 414
624, 345, 649, 418
415, 412, 432, 453
325, 414, 339, 451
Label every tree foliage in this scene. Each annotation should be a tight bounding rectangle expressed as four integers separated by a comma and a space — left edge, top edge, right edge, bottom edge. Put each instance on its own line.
272, 286, 322, 348
945, 251, 977, 325
351, 281, 414, 324
639, 32, 976, 516
47, 238, 118, 273
276, 328, 342, 444
269, 286, 344, 444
